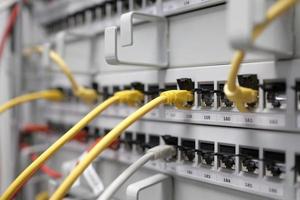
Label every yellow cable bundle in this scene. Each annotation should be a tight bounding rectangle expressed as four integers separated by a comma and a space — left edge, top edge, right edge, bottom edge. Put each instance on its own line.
50, 90, 193, 199
23, 46, 98, 104
0, 90, 144, 200
0, 89, 64, 114
224, 0, 299, 112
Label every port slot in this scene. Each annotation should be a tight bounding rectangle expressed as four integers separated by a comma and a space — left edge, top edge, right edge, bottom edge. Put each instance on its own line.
104, 129, 111, 135
218, 144, 236, 170
165, 83, 177, 91
217, 83, 233, 108
240, 147, 259, 174
199, 142, 215, 166
148, 134, 160, 148
162, 135, 178, 161
197, 82, 214, 108
264, 150, 285, 178
124, 132, 133, 151
295, 155, 300, 182
295, 81, 300, 111
101, 86, 110, 100
263, 80, 287, 109
238, 74, 259, 109
123, 85, 131, 90
136, 133, 146, 154
113, 86, 121, 93
147, 84, 159, 102
181, 138, 196, 163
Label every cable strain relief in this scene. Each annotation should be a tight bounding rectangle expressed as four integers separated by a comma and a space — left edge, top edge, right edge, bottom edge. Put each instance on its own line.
147, 145, 176, 160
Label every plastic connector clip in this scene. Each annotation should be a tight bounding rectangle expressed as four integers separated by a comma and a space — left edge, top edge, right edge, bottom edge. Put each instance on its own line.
160, 90, 194, 109
75, 87, 99, 104
224, 85, 258, 112
114, 90, 145, 106
42, 89, 65, 102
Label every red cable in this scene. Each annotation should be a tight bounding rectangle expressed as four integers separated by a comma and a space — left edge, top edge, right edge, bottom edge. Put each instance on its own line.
0, 4, 20, 61
30, 153, 62, 179
20, 144, 62, 179
21, 123, 50, 134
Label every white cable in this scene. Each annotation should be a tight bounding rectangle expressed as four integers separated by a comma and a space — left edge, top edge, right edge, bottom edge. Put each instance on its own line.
97, 145, 176, 200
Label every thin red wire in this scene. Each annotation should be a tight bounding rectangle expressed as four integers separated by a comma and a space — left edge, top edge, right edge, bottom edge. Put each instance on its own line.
0, 4, 20, 61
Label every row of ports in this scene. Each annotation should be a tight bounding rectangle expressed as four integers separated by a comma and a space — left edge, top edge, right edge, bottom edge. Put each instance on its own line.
98, 76, 300, 111
47, 122, 300, 182
45, 0, 157, 34
114, 131, 287, 179
55, 76, 300, 111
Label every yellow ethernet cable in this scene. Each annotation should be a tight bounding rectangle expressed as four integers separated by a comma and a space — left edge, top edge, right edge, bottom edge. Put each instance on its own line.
0, 90, 144, 200
35, 191, 49, 200
23, 46, 98, 104
0, 89, 64, 114
50, 90, 194, 200
224, 0, 299, 112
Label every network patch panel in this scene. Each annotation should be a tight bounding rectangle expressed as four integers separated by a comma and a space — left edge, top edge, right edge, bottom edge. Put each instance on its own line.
43, 117, 300, 200
44, 59, 300, 132
1, 0, 300, 200
33, 0, 225, 34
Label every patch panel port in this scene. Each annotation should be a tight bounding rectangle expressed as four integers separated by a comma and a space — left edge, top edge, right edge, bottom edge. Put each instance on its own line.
136, 133, 146, 154
199, 142, 215, 166
124, 132, 133, 151
146, 84, 159, 102
131, 82, 145, 104
240, 147, 259, 174
197, 83, 214, 108
181, 139, 196, 163
264, 150, 285, 178
165, 83, 178, 91
294, 81, 300, 110
131, 82, 145, 93
295, 155, 300, 182
177, 78, 195, 107
123, 85, 132, 90
101, 86, 110, 100
162, 135, 179, 161
238, 74, 259, 109
148, 134, 160, 148
262, 81, 287, 109
217, 83, 233, 108
218, 144, 236, 170
113, 85, 121, 93
198, 141, 215, 166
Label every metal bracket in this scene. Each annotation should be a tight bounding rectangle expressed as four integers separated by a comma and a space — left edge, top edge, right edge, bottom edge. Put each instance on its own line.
227, 0, 293, 57
105, 11, 168, 68
126, 174, 173, 200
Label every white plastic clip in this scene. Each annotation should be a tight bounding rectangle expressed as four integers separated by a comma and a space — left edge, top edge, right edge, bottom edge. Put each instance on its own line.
105, 11, 168, 68
228, 0, 293, 57
126, 174, 173, 200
